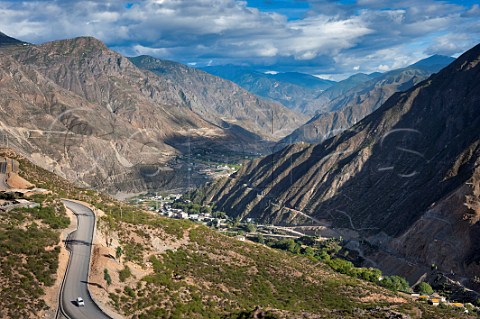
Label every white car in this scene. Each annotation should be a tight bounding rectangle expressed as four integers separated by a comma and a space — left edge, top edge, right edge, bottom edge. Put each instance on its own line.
76, 297, 85, 307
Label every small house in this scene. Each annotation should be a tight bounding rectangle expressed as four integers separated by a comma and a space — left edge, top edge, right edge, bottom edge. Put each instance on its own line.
429, 298, 440, 306
189, 214, 200, 221
235, 235, 246, 242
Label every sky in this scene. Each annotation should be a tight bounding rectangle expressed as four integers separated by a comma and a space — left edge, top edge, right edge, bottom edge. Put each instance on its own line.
0, 0, 479, 80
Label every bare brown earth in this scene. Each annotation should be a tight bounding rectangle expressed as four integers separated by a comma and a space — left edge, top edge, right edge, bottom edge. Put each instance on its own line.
7, 172, 34, 189
0, 36, 306, 194
283, 67, 444, 145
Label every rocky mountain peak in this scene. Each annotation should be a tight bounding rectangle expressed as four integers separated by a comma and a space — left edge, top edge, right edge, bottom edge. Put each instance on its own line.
39, 36, 110, 57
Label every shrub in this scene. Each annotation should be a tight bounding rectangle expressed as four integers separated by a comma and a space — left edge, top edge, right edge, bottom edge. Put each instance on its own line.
380, 275, 411, 292
119, 266, 132, 282
104, 269, 112, 286
416, 282, 434, 295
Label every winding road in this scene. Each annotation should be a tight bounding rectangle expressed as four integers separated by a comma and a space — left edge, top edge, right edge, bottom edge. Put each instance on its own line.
58, 200, 113, 319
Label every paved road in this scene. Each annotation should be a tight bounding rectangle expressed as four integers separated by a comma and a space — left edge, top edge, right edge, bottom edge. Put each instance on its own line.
59, 200, 112, 319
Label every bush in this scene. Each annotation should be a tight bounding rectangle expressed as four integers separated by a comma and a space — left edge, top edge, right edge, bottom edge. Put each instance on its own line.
380, 275, 411, 292
416, 282, 434, 295
104, 269, 112, 286
119, 266, 132, 282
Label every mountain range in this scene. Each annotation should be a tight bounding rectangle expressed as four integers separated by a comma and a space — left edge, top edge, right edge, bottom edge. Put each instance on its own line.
201, 56, 453, 121
0, 33, 305, 194
281, 55, 455, 145
201, 65, 337, 115
194, 43, 480, 289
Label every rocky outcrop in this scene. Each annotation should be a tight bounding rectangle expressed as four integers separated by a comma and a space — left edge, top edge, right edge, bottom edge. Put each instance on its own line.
195, 43, 480, 285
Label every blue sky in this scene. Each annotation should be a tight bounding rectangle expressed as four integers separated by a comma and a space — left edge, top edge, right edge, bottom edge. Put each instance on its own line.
0, 0, 479, 80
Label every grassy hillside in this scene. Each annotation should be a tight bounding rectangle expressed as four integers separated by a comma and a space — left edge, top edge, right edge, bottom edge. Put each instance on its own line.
0, 149, 473, 319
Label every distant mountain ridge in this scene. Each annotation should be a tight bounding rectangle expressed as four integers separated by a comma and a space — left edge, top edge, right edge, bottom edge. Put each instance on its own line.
201, 65, 336, 115
203, 56, 454, 137
282, 55, 455, 145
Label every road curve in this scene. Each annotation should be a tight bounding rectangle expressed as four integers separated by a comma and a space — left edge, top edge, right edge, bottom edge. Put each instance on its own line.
59, 200, 113, 319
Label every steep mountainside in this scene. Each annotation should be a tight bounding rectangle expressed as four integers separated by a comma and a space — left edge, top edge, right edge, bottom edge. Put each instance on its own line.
201, 65, 336, 115
0, 34, 303, 193
129, 55, 307, 138
195, 44, 480, 286
283, 56, 455, 144
0, 149, 464, 319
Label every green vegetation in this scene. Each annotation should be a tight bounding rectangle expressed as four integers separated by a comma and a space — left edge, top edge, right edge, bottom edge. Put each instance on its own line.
96, 203, 192, 241
119, 266, 132, 282
261, 236, 413, 293
0, 194, 66, 317
245, 223, 256, 233
379, 275, 411, 292
109, 226, 370, 317
172, 200, 212, 215
19, 202, 69, 229
107, 225, 470, 318
104, 268, 112, 286
122, 241, 145, 264
116, 246, 123, 260
416, 282, 434, 295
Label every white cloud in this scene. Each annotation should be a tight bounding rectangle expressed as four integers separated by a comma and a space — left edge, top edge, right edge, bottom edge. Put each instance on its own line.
0, 0, 478, 77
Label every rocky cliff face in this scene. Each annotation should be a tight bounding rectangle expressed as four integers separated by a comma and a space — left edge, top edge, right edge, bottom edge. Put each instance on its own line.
283, 57, 455, 144
0, 35, 304, 193
195, 44, 480, 286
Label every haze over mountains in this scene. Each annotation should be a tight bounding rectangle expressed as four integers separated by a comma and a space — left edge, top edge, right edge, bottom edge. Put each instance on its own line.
194, 43, 480, 289
201, 56, 453, 119
283, 55, 455, 144
201, 65, 336, 115
0, 33, 304, 193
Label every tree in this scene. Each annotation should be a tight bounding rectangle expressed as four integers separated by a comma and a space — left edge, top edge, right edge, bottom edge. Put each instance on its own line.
246, 223, 256, 233
257, 234, 265, 245
302, 246, 314, 257
380, 275, 410, 292
116, 246, 123, 260
200, 205, 212, 215
104, 268, 112, 287
233, 216, 241, 227
416, 282, 434, 295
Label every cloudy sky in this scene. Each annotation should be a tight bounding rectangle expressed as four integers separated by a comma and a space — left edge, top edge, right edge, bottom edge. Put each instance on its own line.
1, 0, 479, 80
